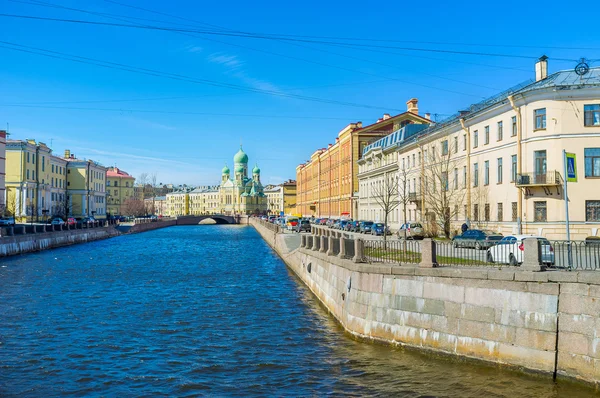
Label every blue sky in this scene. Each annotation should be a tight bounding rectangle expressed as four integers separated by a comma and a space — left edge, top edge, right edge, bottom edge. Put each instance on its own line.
1, 0, 598, 185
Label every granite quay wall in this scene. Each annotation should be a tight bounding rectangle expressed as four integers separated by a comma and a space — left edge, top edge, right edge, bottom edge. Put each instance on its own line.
128, 219, 177, 234
0, 226, 120, 257
251, 218, 600, 386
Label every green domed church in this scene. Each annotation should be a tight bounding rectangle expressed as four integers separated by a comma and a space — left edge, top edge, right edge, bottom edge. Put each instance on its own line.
219, 146, 267, 215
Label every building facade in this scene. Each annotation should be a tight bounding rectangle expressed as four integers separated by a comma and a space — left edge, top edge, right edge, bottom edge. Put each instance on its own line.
189, 186, 220, 215
106, 167, 135, 216
0, 130, 5, 213
358, 58, 600, 240
264, 180, 297, 216
166, 189, 191, 217
296, 100, 430, 218
64, 150, 107, 219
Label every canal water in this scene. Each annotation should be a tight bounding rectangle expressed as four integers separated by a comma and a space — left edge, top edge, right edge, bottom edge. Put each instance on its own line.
0, 226, 596, 397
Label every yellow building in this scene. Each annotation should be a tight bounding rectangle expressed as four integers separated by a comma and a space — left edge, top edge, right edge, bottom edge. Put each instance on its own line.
296, 100, 430, 218
64, 150, 107, 220
189, 186, 220, 215
358, 58, 600, 240
264, 180, 297, 216
6, 139, 68, 222
106, 167, 135, 216
166, 189, 190, 216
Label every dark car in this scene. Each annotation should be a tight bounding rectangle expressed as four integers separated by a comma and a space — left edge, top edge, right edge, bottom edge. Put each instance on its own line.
296, 219, 311, 233
372, 223, 389, 236
344, 221, 357, 232
452, 229, 503, 250
359, 221, 374, 234
339, 220, 348, 231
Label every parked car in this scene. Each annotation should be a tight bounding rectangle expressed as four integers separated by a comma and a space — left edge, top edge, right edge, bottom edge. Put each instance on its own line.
286, 217, 299, 231
296, 219, 311, 233
344, 221, 357, 232
359, 221, 374, 234
487, 235, 555, 266
319, 218, 328, 226
0, 216, 16, 227
78, 217, 96, 226
372, 223, 389, 236
398, 222, 425, 240
67, 217, 76, 226
339, 220, 348, 231
50, 217, 65, 225
452, 229, 503, 250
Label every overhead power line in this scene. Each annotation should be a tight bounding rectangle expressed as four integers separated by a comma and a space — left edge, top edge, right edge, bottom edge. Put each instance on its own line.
0, 41, 404, 112
0, 13, 579, 62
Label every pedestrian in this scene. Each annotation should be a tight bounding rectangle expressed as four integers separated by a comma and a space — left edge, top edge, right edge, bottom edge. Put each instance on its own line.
461, 222, 468, 233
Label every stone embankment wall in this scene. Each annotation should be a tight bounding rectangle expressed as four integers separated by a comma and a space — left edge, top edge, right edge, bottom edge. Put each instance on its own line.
128, 219, 177, 234
250, 218, 600, 386
0, 227, 120, 257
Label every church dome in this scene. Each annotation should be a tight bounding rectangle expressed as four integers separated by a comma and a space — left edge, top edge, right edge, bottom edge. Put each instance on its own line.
252, 165, 260, 174
234, 147, 248, 164
235, 165, 244, 173
222, 165, 230, 174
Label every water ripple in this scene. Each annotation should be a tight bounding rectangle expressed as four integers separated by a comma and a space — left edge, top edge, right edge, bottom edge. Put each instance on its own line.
0, 225, 596, 397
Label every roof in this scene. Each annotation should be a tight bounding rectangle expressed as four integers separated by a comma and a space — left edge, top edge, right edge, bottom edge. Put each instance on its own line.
107, 167, 134, 178
362, 124, 429, 156
374, 66, 600, 153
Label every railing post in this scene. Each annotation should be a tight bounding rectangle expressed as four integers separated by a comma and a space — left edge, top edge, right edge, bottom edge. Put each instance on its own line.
300, 234, 306, 248
327, 236, 335, 256
353, 238, 364, 263
419, 238, 438, 268
521, 238, 545, 271
338, 237, 347, 259
312, 234, 319, 251
320, 235, 327, 253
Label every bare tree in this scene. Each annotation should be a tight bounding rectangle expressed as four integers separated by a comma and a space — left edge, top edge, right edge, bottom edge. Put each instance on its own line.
4, 188, 16, 217
422, 142, 465, 238
472, 184, 491, 230
149, 173, 158, 215
122, 198, 146, 217
371, 173, 401, 248
397, 166, 413, 241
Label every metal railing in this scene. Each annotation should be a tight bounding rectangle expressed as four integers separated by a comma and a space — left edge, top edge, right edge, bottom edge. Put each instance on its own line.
436, 241, 505, 267
344, 238, 355, 259
363, 239, 421, 264
515, 171, 563, 187
551, 241, 600, 270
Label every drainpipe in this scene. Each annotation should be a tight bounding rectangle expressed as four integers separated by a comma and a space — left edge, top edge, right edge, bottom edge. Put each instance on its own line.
460, 118, 471, 226
508, 95, 523, 234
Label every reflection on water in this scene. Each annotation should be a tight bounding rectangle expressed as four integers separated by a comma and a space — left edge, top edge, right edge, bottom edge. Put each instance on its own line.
0, 226, 595, 397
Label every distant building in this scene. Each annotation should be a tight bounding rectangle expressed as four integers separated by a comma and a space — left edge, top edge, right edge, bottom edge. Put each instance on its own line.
296, 100, 431, 218
64, 150, 107, 219
189, 186, 219, 215
264, 179, 297, 215
219, 146, 267, 215
106, 167, 135, 216
145, 195, 167, 216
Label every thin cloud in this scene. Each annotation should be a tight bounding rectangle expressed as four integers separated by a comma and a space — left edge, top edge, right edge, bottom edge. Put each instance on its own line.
186, 45, 203, 53
120, 116, 177, 131
207, 52, 282, 93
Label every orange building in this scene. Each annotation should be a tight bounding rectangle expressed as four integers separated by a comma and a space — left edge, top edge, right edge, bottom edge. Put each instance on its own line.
296, 99, 430, 218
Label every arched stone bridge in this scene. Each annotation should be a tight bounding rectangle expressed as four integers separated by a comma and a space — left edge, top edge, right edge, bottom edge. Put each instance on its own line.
176, 215, 247, 225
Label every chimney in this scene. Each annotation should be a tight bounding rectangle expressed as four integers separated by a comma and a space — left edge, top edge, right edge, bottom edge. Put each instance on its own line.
64, 149, 71, 159
535, 55, 548, 81
424, 113, 431, 120
459, 110, 469, 117
382, 113, 391, 120
406, 98, 419, 114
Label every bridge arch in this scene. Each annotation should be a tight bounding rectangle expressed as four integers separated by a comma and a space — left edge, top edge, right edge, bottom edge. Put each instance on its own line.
176, 215, 238, 225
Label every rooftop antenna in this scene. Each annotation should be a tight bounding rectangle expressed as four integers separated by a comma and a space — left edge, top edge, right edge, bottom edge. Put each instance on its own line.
575, 58, 590, 83
6, 122, 9, 136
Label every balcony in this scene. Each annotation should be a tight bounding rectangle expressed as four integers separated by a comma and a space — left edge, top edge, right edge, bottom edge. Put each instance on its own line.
408, 191, 421, 203
515, 171, 563, 187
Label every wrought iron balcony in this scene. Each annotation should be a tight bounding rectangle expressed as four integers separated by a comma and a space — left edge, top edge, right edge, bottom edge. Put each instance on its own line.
408, 191, 421, 202
515, 171, 563, 187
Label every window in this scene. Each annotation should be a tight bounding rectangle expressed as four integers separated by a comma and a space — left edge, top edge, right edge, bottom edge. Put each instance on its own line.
463, 134, 467, 151
27, 169, 30, 179
473, 163, 479, 187
497, 203, 503, 222
442, 140, 449, 156
585, 148, 600, 177
534, 201, 547, 222
442, 171, 449, 191
114, 181, 117, 187
453, 168, 458, 190
484, 161, 489, 185
463, 166, 467, 188
32, 154, 35, 164
497, 158, 503, 184
32, 171, 35, 180
511, 116, 517, 136
534, 108, 546, 130
27, 152, 30, 163
511, 155, 517, 182
453, 136, 458, 153
473, 130, 479, 148
402, 158, 406, 169
484, 204, 490, 222
114, 189, 118, 196
126, 181, 129, 187
418, 152, 421, 165
497, 121, 503, 141
42, 156, 45, 171
52, 164, 54, 173
587, 201, 600, 221
473, 204, 479, 221
584, 105, 600, 126
484, 126, 490, 145
424, 149, 428, 163
512, 202, 518, 222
